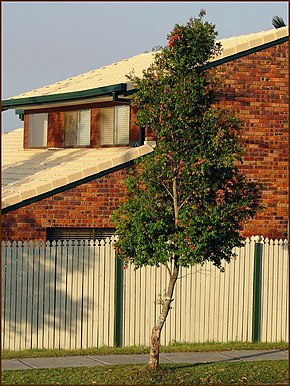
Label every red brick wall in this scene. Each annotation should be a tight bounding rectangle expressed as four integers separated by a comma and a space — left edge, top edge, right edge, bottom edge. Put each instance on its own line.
2, 167, 132, 241
48, 112, 64, 147
129, 105, 140, 143
214, 42, 288, 239
91, 108, 100, 147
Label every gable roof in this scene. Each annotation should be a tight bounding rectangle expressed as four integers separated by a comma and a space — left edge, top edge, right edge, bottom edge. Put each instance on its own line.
1, 128, 153, 212
2, 27, 288, 111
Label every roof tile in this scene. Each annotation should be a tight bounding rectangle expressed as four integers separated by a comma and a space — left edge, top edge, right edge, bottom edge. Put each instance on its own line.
6, 27, 288, 101
2, 129, 154, 209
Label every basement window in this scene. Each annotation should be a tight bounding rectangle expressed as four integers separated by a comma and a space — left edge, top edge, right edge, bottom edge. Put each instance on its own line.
28, 113, 48, 147
46, 227, 115, 243
64, 109, 91, 147
99, 105, 130, 145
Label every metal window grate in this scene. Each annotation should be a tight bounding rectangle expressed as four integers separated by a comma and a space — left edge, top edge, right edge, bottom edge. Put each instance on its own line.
46, 227, 115, 242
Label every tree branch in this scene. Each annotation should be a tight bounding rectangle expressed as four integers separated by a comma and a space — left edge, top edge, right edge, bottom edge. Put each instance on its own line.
178, 194, 193, 211
161, 182, 174, 200
173, 177, 179, 227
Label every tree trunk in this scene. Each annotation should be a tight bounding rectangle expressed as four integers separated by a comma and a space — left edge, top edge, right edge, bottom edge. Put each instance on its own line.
149, 264, 179, 370
148, 177, 180, 370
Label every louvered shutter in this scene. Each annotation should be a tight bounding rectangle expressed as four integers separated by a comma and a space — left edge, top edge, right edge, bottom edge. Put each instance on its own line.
46, 227, 115, 241
28, 113, 48, 147
77, 110, 91, 146
64, 111, 78, 146
115, 105, 130, 145
99, 107, 114, 145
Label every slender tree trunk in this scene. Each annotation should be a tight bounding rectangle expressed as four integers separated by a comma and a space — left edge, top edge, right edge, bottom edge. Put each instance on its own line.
149, 264, 179, 370
149, 177, 180, 370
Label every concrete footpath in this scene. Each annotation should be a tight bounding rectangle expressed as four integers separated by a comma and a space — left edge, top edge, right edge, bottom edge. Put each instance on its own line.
2, 349, 288, 370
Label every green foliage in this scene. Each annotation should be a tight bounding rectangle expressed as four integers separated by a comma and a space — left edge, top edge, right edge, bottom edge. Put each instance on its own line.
112, 11, 262, 271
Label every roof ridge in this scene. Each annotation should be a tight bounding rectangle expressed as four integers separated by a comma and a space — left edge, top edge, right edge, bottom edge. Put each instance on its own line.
5, 27, 288, 101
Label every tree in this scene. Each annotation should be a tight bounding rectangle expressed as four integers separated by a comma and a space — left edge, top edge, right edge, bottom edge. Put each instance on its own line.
111, 11, 262, 370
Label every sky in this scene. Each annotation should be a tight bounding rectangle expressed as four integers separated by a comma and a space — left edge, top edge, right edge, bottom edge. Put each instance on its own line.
1, 1, 288, 132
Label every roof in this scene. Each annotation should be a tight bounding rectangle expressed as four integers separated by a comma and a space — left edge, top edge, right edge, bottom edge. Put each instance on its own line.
1, 128, 153, 212
1, 26, 288, 212
2, 27, 288, 110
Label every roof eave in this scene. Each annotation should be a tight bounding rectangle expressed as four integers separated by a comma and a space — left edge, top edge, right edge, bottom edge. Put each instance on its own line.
1, 83, 128, 111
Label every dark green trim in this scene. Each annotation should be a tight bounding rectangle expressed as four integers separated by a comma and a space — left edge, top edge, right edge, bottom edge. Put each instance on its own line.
252, 238, 263, 342
1, 160, 135, 214
123, 89, 136, 97
15, 109, 24, 121
202, 36, 288, 70
112, 92, 131, 103
114, 257, 123, 347
1, 83, 128, 111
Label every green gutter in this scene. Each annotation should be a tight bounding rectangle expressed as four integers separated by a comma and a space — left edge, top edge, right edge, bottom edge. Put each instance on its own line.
1, 83, 128, 111
1, 159, 135, 214
15, 110, 24, 121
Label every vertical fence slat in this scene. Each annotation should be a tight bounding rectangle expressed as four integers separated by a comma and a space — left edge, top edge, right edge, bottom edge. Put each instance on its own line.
98, 240, 105, 346
37, 242, 45, 349
87, 240, 94, 348
92, 240, 100, 348
20, 241, 29, 350
31, 242, 40, 348
109, 238, 117, 347
104, 239, 111, 346
65, 240, 74, 349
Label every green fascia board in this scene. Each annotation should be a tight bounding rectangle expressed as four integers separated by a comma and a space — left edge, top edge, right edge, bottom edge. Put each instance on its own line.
1, 83, 128, 111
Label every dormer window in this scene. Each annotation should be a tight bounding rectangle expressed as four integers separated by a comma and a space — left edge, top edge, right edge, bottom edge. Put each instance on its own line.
99, 105, 130, 145
25, 104, 134, 149
64, 109, 91, 147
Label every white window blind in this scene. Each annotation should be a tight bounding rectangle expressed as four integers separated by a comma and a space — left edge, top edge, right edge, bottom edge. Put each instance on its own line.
64, 110, 91, 147
99, 107, 115, 145
99, 105, 130, 145
28, 113, 48, 147
78, 110, 91, 145
64, 111, 78, 147
115, 106, 130, 145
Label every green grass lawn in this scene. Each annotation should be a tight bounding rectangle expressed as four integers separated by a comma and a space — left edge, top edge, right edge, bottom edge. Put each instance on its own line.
2, 360, 288, 384
2, 341, 288, 359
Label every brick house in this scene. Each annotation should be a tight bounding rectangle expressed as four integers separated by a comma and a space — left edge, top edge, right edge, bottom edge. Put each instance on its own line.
2, 27, 288, 241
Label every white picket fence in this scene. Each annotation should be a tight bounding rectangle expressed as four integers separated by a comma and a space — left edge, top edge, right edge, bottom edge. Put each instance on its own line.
1, 236, 288, 351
